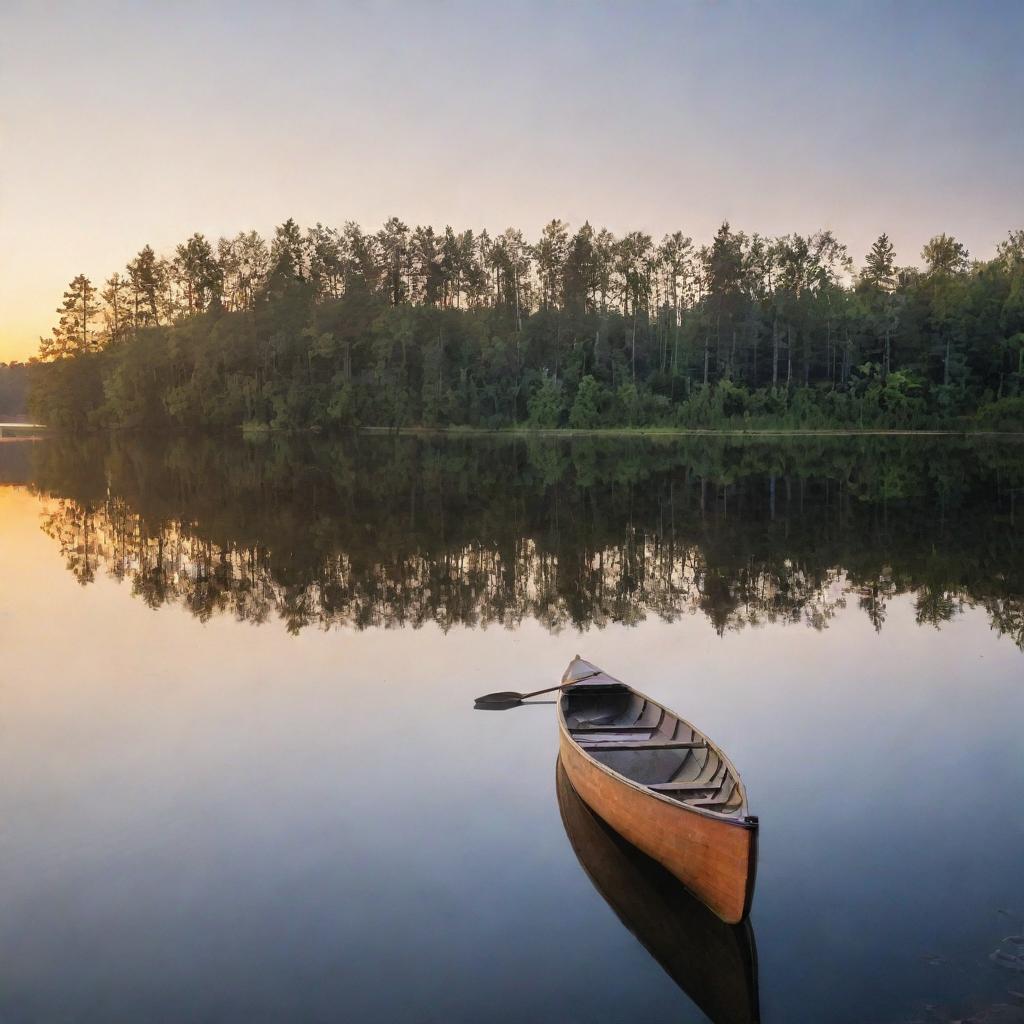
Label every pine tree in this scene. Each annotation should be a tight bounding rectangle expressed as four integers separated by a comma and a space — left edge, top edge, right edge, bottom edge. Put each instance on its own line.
40, 274, 100, 359
533, 219, 569, 309
126, 245, 164, 326
376, 217, 410, 306
101, 272, 132, 344
270, 218, 308, 283
173, 232, 221, 313
863, 234, 897, 290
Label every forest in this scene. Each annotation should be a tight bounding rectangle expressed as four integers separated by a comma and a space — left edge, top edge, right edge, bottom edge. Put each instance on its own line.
26, 218, 1024, 432
0, 362, 28, 419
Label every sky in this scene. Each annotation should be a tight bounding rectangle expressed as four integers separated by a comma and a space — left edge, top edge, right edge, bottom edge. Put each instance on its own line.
2, 0, 1023, 362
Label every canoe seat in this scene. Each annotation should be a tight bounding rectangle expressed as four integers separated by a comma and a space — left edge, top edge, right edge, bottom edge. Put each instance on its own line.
570, 725, 660, 733
648, 780, 722, 792
579, 739, 707, 752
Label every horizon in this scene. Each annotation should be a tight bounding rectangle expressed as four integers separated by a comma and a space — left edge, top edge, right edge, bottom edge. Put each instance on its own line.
3, 0, 1023, 362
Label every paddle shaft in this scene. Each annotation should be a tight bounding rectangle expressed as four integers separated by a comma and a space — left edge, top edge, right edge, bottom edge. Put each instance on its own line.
520, 666, 606, 701
516, 682, 572, 701
474, 668, 603, 705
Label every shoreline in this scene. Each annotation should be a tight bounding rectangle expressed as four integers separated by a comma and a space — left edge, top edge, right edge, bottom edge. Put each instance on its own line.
0, 423, 47, 442
18, 423, 1024, 440
356, 425, 1024, 440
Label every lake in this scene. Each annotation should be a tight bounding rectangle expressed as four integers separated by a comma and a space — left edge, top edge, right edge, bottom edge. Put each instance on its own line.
1, 433, 1022, 1023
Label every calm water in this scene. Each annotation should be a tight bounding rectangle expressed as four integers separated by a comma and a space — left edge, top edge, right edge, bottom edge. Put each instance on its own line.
1, 434, 1022, 1024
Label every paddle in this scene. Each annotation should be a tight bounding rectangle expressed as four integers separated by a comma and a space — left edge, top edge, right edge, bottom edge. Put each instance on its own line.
474, 669, 601, 709
474, 682, 569, 709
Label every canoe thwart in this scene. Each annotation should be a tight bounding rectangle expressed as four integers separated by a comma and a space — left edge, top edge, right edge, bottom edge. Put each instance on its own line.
570, 725, 661, 733
579, 739, 707, 751
648, 780, 725, 792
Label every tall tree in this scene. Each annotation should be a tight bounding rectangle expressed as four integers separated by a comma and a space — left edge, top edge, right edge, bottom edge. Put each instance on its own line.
342, 222, 379, 293
860, 234, 900, 377
411, 225, 444, 305
488, 228, 531, 328
563, 222, 597, 313
101, 272, 132, 344
126, 245, 164, 326
922, 233, 970, 275
218, 231, 270, 310
534, 219, 569, 309
616, 231, 655, 381
996, 229, 1024, 270
40, 274, 101, 359
270, 218, 308, 282
862, 233, 897, 290
173, 232, 221, 314
704, 223, 746, 383
657, 231, 695, 324
376, 217, 411, 305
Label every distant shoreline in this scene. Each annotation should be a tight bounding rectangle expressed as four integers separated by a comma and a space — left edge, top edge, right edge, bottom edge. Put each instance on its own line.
356, 425, 1024, 440
0, 422, 47, 442
18, 423, 1024, 441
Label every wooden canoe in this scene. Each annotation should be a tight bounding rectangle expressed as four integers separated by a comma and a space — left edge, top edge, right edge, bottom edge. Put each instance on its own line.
556, 758, 759, 1024
557, 657, 758, 924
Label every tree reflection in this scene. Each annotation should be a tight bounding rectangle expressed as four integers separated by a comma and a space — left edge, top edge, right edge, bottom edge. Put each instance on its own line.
27, 433, 1024, 647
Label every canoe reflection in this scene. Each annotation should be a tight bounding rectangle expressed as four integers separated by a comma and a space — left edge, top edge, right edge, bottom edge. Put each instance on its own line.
556, 757, 760, 1024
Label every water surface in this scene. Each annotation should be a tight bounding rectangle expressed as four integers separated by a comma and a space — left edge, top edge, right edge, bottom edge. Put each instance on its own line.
1, 434, 1022, 1023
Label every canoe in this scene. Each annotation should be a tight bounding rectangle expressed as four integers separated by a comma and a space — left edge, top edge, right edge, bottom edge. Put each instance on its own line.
556, 759, 759, 1024
557, 656, 758, 924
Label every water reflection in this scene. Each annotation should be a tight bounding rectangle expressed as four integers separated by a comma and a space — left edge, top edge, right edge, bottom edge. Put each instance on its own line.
17, 432, 1024, 647
556, 758, 759, 1024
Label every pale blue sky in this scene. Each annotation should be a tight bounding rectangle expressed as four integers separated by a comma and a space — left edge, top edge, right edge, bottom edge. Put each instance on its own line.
2, 0, 1022, 359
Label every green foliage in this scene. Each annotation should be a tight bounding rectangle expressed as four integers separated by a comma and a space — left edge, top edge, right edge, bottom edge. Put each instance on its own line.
26, 219, 1024, 433
526, 371, 564, 427
0, 362, 29, 418
569, 375, 606, 428
28, 353, 104, 430
976, 396, 1024, 431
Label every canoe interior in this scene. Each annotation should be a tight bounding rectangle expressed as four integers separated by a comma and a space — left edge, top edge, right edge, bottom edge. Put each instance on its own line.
556, 758, 760, 1024
561, 683, 748, 818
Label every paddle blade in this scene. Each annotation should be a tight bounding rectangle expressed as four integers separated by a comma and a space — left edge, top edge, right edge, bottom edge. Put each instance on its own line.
474, 690, 523, 709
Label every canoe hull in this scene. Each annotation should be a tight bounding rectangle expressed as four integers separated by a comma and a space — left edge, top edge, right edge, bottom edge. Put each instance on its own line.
558, 729, 757, 924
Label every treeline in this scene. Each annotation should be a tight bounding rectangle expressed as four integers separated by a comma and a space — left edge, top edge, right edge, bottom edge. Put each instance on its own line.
0, 362, 28, 419
24, 433, 1024, 645
27, 218, 1024, 431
